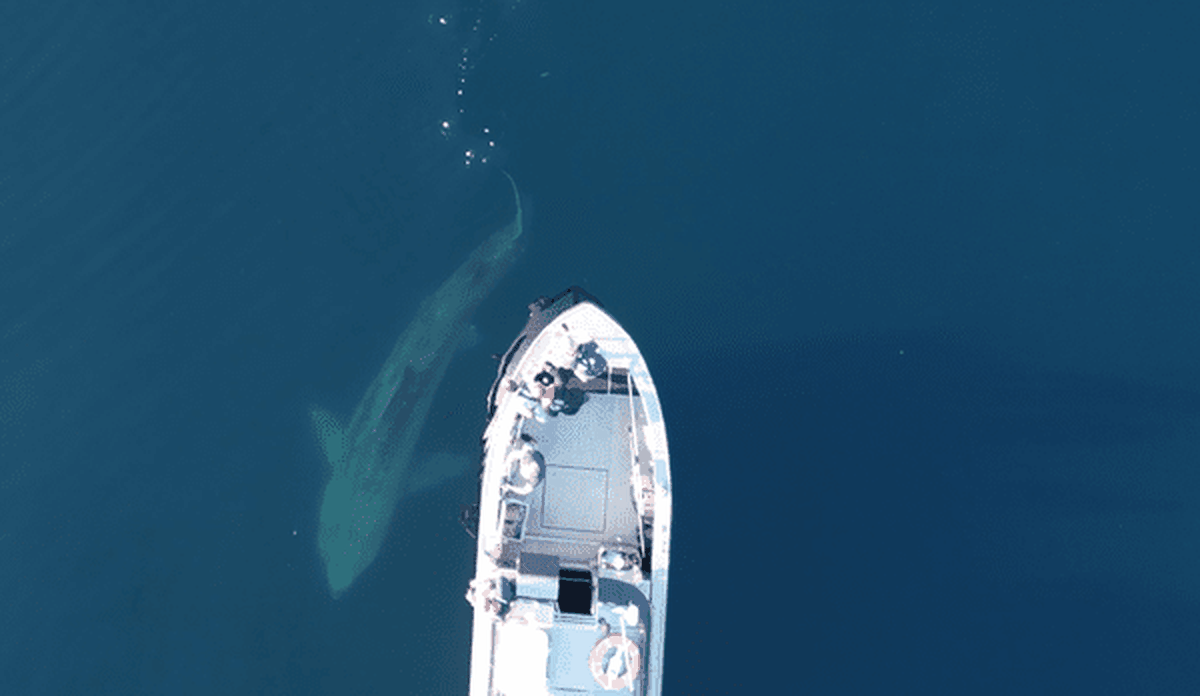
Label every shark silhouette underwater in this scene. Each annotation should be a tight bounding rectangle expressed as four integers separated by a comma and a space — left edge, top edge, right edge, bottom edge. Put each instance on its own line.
310, 173, 523, 598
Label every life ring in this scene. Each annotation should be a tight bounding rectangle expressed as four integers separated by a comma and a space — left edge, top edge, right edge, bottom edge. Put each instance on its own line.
588, 634, 641, 691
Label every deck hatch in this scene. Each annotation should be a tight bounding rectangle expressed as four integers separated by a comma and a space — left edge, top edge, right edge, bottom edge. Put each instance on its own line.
558, 568, 593, 615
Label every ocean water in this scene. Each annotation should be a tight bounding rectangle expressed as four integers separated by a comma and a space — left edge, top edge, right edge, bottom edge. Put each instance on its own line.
3, 0, 1199, 694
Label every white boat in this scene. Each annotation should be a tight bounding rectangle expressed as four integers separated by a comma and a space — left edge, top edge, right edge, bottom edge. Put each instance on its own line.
464, 287, 672, 696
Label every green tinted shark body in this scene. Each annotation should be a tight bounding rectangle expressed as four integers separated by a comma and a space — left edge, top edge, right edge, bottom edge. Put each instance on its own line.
311, 174, 523, 598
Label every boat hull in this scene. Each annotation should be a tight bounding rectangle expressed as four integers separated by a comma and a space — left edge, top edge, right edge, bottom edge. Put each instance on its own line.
465, 288, 671, 696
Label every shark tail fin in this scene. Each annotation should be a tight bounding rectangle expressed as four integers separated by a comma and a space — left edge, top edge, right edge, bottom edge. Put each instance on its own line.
309, 405, 348, 474
501, 170, 523, 241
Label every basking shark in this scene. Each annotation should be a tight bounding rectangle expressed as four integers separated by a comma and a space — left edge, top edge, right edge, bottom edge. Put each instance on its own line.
311, 173, 523, 598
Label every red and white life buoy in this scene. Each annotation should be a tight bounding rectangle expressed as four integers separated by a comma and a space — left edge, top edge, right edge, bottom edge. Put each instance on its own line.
588, 634, 641, 691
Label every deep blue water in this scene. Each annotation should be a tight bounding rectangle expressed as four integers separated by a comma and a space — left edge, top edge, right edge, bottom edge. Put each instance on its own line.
3, 0, 1200, 694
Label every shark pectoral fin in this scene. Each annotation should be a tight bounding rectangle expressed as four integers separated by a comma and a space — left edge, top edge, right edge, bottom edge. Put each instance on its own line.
309, 405, 348, 474
407, 451, 472, 495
